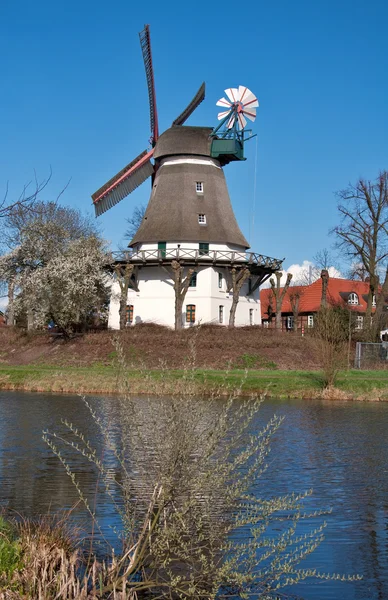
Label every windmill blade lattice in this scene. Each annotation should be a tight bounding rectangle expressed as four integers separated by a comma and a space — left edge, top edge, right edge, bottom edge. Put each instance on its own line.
216, 85, 259, 130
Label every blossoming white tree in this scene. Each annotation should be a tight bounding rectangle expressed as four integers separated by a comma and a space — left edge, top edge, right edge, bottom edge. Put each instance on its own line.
0, 202, 109, 333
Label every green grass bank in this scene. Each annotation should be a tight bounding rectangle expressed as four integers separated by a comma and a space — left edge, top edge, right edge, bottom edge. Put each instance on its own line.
0, 364, 387, 400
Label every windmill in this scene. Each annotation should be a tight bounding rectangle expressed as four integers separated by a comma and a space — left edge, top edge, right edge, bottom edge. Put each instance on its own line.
92, 25, 282, 329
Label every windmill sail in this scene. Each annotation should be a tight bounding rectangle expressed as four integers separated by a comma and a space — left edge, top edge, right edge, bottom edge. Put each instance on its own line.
139, 25, 159, 145
172, 82, 206, 126
92, 149, 154, 217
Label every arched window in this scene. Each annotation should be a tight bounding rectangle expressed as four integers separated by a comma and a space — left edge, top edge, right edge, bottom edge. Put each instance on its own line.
186, 304, 196, 323
126, 304, 134, 323
348, 292, 359, 305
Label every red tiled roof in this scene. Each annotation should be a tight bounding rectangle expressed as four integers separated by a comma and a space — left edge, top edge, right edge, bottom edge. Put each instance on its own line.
260, 277, 377, 318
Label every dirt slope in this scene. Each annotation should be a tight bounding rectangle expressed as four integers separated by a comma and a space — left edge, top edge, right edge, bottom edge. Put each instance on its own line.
0, 325, 320, 371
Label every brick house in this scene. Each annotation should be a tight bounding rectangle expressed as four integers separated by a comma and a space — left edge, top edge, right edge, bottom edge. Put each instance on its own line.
260, 274, 387, 332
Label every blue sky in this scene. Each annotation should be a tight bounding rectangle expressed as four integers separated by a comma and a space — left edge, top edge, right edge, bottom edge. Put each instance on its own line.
1, 0, 387, 271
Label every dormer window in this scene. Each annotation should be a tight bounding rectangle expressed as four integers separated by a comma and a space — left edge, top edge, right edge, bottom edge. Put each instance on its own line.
198, 214, 206, 225
348, 292, 359, 305
196, 182, 204, 193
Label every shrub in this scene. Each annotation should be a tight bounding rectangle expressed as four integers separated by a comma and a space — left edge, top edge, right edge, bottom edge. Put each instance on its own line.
40, 344, 360, 598
313, 306, 348, 387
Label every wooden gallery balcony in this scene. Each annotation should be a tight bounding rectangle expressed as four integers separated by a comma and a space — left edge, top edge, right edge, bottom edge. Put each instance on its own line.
109, 247, 283, 283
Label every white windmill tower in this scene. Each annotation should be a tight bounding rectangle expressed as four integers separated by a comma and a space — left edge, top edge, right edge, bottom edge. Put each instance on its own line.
92, 26, 282, 329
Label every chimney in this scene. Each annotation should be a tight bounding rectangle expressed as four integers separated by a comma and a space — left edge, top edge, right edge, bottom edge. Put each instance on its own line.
320, 269, 329, 308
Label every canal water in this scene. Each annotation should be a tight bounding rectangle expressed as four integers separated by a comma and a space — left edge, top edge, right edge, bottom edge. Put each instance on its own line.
0, 390, 387, 599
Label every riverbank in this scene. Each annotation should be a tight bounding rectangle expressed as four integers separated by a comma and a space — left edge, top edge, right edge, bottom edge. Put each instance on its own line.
0, 364, 387, 400
0, 326, 386, 401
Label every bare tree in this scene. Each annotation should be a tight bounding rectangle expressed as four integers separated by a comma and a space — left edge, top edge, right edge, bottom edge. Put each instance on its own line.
373, 266, 388, 333
294, 249, 338, 286
347, 262, 369, 281
0, 171, 51, 226
124, 205, 146, 241
289, 286, 304, 332
332, 171, 388, 334
169, 260, 195, 331
313, 248, 337, 271
114, 263, 135, 330
270, 272, 293, 330
226, 266, 251, 327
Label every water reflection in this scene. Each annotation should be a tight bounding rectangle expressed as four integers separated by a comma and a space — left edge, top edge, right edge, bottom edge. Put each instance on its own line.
0, 391, 387, 599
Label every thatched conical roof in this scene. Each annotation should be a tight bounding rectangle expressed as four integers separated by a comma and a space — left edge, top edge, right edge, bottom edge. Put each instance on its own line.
130, 126, 249, 249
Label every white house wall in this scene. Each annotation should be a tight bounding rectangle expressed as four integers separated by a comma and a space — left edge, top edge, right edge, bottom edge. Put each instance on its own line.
108, 265, 261, 329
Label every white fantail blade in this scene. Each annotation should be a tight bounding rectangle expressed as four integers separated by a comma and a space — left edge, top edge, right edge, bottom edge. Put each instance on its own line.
218, 110, 231, 120
243, 97, 259, 108
237, 113, 247, 130
238, 85, 250, 102
242, 107, 256, 122
227, 114, 236, 129
237, 85, 259, 108
216, 97, 232, 108
225, 87, 239, 103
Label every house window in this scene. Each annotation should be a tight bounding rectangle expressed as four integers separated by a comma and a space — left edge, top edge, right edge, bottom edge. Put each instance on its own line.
186, 304, 196, 323
249, 308, 254, 325
198, 214, 206, 224
196, 182, 204, 193
158, 241, 166, 258
286, 316, 294, 330
125, 304, 134, 324
218, 272, 223, 289
307, 315, 314, 328
219, 305, 224, 324
199, 242, 209, 256
189, 272, 197, 288
356, 315, 364, 330
348, 292, 359, 305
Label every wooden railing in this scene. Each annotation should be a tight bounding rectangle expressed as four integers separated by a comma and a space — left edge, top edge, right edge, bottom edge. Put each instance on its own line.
110, 247, 283, 271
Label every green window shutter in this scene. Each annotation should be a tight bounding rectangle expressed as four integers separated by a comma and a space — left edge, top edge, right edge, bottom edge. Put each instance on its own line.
158, 241, 166, 258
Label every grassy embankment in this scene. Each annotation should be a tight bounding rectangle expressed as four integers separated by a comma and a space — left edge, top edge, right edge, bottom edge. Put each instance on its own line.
0, 364, 387, 400
0, 325, 386, 400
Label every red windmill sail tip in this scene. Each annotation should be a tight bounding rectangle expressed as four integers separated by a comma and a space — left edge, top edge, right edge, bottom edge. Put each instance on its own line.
139, 24, 159, 146
91, 149, 154, 217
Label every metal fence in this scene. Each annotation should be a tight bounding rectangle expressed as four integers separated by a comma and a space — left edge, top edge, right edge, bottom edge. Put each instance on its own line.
355, 342, 388, 369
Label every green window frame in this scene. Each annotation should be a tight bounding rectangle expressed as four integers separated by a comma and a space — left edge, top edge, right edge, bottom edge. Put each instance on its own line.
189, 272, 197, 287
186, 304, 196, 323
199, 243, 209, 256
219, 305, 224, 324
